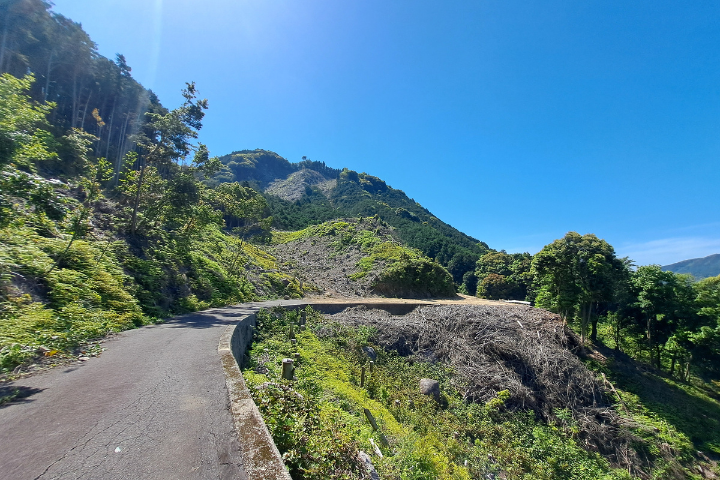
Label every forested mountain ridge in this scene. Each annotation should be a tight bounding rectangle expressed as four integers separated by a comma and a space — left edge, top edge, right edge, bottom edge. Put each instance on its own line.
663, 254, 720, 280
210, 149, 490, 286
0, 0, 460, 376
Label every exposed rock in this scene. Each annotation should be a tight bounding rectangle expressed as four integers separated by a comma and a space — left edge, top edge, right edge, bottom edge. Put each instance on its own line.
362, 346, 377, 361
266, 169, 337, 201
358, 451, 380, 480
419, 378, 440, 400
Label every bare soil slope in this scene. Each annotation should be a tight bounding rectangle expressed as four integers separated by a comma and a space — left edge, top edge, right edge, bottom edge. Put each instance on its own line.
273, 232, 381, 297
272, 218, 455, 299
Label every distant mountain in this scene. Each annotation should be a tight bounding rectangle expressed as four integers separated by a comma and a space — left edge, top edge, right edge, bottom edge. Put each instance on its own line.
662, 254, 720, 280
210, 149, 491, 285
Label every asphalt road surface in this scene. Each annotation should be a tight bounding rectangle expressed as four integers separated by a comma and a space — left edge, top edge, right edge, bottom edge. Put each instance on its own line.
0, 300, 301, 480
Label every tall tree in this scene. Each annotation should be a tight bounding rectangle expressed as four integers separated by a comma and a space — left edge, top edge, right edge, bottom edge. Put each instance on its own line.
532, 232, 626, 344
129, 82, 208, 234
475, 251, 533, 301
630, 265, 696, 368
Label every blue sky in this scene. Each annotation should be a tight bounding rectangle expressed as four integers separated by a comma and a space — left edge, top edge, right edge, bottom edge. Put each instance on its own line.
52, 0, 720, 266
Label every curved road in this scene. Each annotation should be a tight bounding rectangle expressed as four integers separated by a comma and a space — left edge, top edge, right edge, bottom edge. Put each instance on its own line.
0, 300, 302, 480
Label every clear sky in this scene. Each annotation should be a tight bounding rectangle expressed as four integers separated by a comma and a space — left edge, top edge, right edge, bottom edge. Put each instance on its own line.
51, 0, 720, 266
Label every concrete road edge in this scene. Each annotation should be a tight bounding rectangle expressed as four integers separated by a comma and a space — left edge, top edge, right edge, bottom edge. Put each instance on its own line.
218, 313, 292, 480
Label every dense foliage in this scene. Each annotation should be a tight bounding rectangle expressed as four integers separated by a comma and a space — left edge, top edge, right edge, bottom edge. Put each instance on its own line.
0, 67, 297, 373
526, 232, 720, 385
0, 0, 158, 183
472, 251, 533, 299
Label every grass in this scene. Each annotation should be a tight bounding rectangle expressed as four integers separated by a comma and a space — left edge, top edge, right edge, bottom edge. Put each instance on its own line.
592, 322, 720, 459
0, 225, 148, 372
243, 307, 634, 480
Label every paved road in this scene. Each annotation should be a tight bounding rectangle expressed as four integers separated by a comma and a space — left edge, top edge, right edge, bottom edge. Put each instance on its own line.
0, 300, 302, 480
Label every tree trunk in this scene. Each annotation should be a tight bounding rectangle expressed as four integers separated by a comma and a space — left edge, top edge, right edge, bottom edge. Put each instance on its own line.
94, 96, 108, 155
670, 354, 676, 376
80, 90, 92, 131
113, 114, 130, 186
613, 318, 621, 351
0, 11, 9, 74
130, 161, 146, 234
104, 100, 116, 160
590, 303, 598, 342
579, 302, 593, 344
71, 74, 79, 128
44, 50, 54, 102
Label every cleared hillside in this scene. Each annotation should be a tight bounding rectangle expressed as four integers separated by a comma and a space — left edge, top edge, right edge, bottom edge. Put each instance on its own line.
211, 149, 490, 286
272, 218, 455, 298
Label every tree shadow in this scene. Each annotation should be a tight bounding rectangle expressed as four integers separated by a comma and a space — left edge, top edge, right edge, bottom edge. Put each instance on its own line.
163, 307, 262, 329
0, 385, 44, 408
598, 344, 720, 453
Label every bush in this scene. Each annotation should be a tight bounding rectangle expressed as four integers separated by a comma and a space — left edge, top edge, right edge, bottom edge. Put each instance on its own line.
373, 257, 455, 298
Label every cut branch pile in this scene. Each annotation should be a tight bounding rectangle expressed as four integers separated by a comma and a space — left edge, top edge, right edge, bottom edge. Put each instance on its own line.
330, 304, 654, 476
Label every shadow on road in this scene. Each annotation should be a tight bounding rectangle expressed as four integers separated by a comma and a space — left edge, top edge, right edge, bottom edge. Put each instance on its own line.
164, 308, 261, 329
0, 385, 44, 408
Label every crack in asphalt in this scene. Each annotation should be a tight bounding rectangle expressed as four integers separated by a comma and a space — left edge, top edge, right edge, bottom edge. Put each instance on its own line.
34, 371, 173, 479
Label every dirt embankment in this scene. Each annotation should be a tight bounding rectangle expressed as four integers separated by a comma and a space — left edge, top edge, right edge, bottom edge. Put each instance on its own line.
273, 234, 379, 297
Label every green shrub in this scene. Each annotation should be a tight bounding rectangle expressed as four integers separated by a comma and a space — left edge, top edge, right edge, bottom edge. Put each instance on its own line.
374, 256, 455, 298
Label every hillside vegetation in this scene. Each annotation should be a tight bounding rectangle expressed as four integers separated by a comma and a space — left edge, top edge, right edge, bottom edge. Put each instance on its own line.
0, 70, 306, 374
663, 254, 720, 280
245, 306, 720, 479
1, 3, 719, 478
